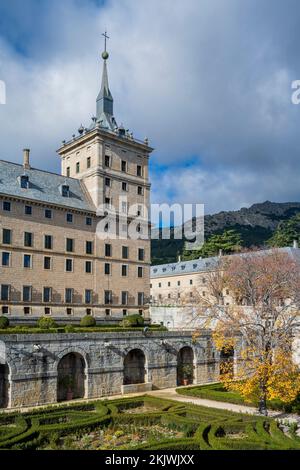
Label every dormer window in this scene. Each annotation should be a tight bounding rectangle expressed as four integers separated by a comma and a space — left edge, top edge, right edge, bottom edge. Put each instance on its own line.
61, 184, 70, 197
20, 175, 29, 189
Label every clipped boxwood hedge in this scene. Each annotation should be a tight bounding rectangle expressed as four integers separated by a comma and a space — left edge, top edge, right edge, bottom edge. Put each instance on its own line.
0, 395, 299, 450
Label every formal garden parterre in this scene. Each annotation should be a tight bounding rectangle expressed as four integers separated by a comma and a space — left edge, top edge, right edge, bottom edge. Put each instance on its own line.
0, 395, 299, 450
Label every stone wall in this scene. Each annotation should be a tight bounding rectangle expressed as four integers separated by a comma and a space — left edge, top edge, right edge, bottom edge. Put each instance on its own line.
0, 330, 220, 408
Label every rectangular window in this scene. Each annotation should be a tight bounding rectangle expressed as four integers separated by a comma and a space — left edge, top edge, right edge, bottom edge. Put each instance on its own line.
105, 197, 111, 207
66, 259, 73, 272
104, 263, 111, 275
66, 167, 70, 177
138, 266, 143, 278
168, 282, 171, 287
3, 201, 11, 211
44, 256, 51, 270
177, 281, 181, 286
137, 205, 143, 217
137, 186, 143, 196
138, 292, 144, 306
105, 308, 111, 316
123, 309, 127, 317
86, 241, 93, 254
24, 232, 33, 247
66, 308, 73, 315
45, 209, 52, 219
105, 177, 111, 187
122, 182, 128, 191
25, 205, 32, 215
43, 287, 51, 303
1, 285, 10, 301
85, 289, 92, 304
122, 246, 129, 259
122, 201, 128, 214
24, 307, 31, 315
44, 235, 52, 250
105, 244, 112, 257
2, 306, 9, 314
87, 157, 91, 168
121, 160, 127, 172
23, 286, 32, 302
137, 165, 142, 177
2, 229, 11, 245
44, 307, 51, 315
2, 252, 10, 267
122, 265, 128, 277
23, 254, 32, 268
66, 238, 74, 252
86, 308, 92, 316
138, 248, 145, 261
121, 291, 128, 305
65, 288, 73, 303
66, 213, 73, 223
76, 162, 80, 173
85, 261, 92, 273
104, 290, 112, 305
190, 279, 193, 285
105, 155, 110, 167
86, 217, 92, 226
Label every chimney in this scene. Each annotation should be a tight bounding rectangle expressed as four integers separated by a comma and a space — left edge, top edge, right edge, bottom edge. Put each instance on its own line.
23, 149, 30, 170
293, 240, 298, 249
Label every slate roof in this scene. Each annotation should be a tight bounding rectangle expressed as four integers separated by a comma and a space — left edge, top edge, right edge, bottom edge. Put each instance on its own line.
150, 247, 300, 278
0, 160, 95, 212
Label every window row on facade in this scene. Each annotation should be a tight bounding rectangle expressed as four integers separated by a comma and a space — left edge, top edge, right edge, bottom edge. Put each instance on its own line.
0, 284, 146, 306
1, 304, 144, 317
1, 200, 93, 225
67, 156, 144, 179
1, 229, 146, 261
1, 251, 145, 276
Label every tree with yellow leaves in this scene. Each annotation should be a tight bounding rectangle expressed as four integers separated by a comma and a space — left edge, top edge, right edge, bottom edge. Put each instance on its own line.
194, 248, 300, 415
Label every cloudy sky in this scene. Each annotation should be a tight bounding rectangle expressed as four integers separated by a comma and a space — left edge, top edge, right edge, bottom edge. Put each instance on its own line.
1, 0, 300, 217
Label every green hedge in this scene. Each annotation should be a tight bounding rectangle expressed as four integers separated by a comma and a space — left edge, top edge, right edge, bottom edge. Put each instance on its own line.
0, 395, 299, 450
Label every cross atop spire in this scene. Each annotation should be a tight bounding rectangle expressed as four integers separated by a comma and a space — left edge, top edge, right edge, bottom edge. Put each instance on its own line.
102, 31, 109, 55
95, 31, 116, 130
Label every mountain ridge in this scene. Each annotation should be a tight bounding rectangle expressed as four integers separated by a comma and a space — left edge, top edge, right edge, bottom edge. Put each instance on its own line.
151, 201, 300, 265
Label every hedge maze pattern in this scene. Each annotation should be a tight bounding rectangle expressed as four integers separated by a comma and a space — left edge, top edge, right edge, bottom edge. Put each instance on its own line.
0, 396, 299, 450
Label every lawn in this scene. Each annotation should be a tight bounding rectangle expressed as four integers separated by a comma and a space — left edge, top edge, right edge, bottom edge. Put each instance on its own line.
0, 395, 299, 450
176, 383, 300, 413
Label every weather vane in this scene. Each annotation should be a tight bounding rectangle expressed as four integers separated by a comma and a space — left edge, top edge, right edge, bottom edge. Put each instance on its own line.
102, 31, 109, 60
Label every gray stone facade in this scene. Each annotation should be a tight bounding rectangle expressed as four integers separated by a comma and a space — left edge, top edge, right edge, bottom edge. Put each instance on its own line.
0, 330, 220, 408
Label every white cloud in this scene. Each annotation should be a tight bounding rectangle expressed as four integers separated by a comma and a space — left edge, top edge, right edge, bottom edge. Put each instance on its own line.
0, 0, 300, 214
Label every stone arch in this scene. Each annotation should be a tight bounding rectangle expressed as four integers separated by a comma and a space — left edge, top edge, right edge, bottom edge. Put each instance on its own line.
177, 346, 194, 386
57, 352, 86, 402
123, 349, 146, 385
0, 363, 10, 408
219, 347, 234, 378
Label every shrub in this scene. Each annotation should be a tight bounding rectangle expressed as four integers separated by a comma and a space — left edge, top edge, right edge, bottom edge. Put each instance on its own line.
121, 314, 144, 327
0, 316, 9, 329
37, 317, 57, 330
65, 325, 75, 333
80, 315, 96, 327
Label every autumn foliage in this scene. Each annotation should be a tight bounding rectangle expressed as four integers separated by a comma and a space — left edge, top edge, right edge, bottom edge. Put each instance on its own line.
197, 249, 300, 414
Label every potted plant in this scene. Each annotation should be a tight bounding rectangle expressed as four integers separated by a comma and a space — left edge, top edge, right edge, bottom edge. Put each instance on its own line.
181, 364, 194, 386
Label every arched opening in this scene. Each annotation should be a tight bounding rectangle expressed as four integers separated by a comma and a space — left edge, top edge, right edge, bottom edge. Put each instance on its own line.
123, 349, 146, 385
57, 353, 86, 402
219, 347, 234, 378
0, 364, 9, 408
177, 346, 194, 386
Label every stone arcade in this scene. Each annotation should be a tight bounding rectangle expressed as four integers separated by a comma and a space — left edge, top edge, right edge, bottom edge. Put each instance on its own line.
0, 330, 221, 408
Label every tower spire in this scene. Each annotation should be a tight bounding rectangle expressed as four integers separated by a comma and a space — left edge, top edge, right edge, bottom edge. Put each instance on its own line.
96, 31, 116, 130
